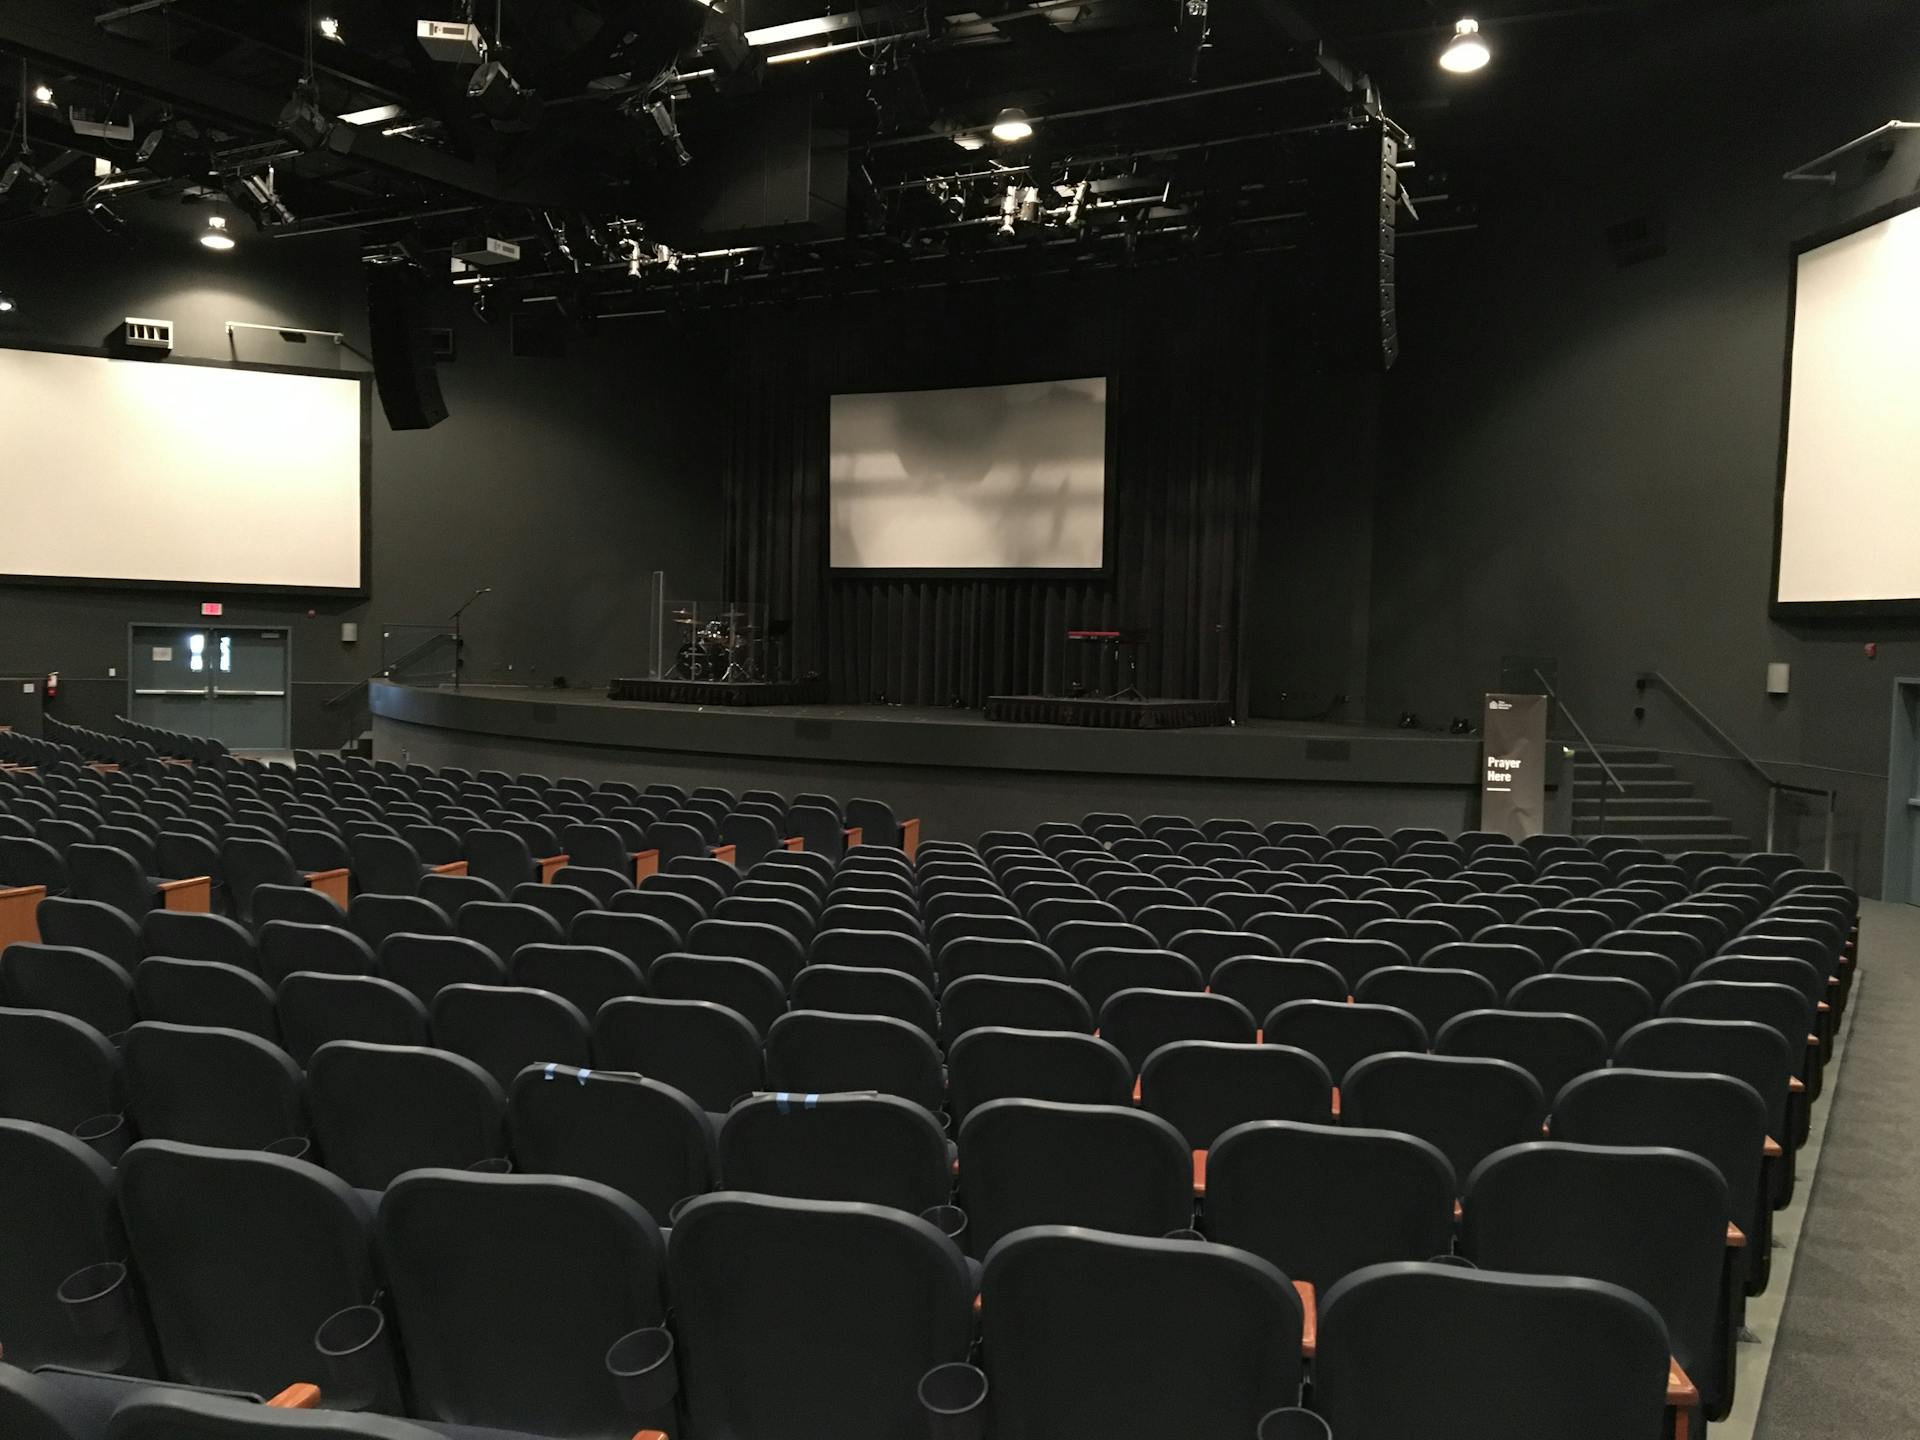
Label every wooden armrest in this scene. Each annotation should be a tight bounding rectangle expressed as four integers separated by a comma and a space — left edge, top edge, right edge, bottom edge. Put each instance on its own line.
429, 860, 469, 877
711, 844, 737, 867
1788, 1077, 1805, 1094
1817, 1000, 1830, 1013
1763, 1136, 1783, 1158
0, 884, 47, 946
631, 849, 660, 883
900, 817, 921, 860
1192, 1149, 1208, 1197
157, 876, 211, 913
536, 854, 571, 884
634, 1432, 669, 1440
781, 836, 804, 852
1806, 1033, 1820, 1048
1131, 1076, 1141, 1103
844, 825, 865, 849
1330, 1086, 1341, 1118
1453, 1198, 1463, 1222
1727, 1222, 1745, 1249
1668, 1357, 1699, 1438
304, 868, 350, 906
1295, 1280, 1317, 1359
267, 1385, 321, 1410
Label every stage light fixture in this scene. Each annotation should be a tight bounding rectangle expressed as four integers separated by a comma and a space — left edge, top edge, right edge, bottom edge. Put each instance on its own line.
990, 107, 1033, 142
0, 293, 15, 313
1439, 17, 1490, 73
953, 130, 987, 151
200, 214, 236, 251
33, 84, 53, 106
318, 16, 343, 42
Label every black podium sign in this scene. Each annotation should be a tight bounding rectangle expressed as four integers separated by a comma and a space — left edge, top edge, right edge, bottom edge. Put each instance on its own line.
1481, 692, 1548, 839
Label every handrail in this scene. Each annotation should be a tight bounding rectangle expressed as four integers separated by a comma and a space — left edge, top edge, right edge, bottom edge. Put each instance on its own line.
1533, 669, 1626, 795
322, 680, 369, 711
1635, 670, 1836, 866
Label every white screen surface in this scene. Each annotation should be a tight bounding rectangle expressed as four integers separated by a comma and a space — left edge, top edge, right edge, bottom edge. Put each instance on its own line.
1776, 204, 1920, 607
0, 347, 364, 590
829, 377, 1107, 570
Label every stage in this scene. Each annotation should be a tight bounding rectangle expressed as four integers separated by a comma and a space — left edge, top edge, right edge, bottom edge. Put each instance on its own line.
370, 682, 1568, 842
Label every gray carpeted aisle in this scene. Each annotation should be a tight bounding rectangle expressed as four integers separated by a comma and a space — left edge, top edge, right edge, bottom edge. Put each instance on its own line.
1756, 899, 1920, 1439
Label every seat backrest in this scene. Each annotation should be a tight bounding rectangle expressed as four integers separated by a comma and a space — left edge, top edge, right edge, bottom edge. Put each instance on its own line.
106, 1388, 446, 1440
1352, 966, 1498, 1039
429, 984, 591, 1087
377, 1170, 667, 1435
1464, 1141, 1729, 1412
941, 973, 1092, 1041
0, 1363, 86, 1440
1207, 1120, 1455, 1291
1508, 972, 1654, 1048
980, 1227, 1302, 1440
307, 1041, 506, 1189
0, 1007, 123, 1132
1342, 1052, 1545, 1181
569, 909, 680, 979
134, 957, 277, 1039
142, 909, 257, 972
454, 900, 566, 964
69, 844, 152, 918
945, 1027, 1133, 1124
1097, 987, 1256, 1074
958, 1099, 1191, 1253
789, 963, 937, 1033
508, 1065, 715, 1221
117, 1141, 393, 1402
1261, 1000, 1428, 1088
649, 953, 787, 1038
1138, 1042, 1332, 1149
277, 973, 431, 1065
125, 1021, 306, 1149
416, 872, 505, 918
763, 1010, 945, 1114
1558, 944, 1684, 1004
1068, 947, 1203, 1012
509, 942, 648, 1018
1290, 936, 1408, 992
718, 1092, 949, 1215
0, 1120, 126, 1371
1613, 1017, 1791, 1140
1315, 1261, 1671, 1440
36, 897, 142, 968
1, 942, 135, 1039
258, 921, 376, 988
1433, 1009, 1609, 1110
591, 996, 762, 1113
668, 1193, 971, 1440
219, 838, 301, 917
348, 894, 452, 953
689, 918, 809, 985
465, 829, 537, 893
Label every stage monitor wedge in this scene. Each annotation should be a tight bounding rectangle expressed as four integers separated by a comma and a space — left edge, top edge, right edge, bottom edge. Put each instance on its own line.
0, 343, 368, 594
828, 377, 1110, 575
1773, 193, 1920, 619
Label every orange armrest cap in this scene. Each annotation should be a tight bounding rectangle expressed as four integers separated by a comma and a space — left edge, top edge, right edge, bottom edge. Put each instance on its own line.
267, 1385, 321, 1410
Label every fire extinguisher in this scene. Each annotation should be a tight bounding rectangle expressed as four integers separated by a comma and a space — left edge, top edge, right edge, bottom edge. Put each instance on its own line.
45, 671, 59, 701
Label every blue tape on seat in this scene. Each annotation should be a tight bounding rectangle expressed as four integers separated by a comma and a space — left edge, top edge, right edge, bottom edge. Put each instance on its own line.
577, 1067, 590, 1084
805, 1093, 819, 1109
776, 1091, 791, 1114
544, 1063, 557, 1081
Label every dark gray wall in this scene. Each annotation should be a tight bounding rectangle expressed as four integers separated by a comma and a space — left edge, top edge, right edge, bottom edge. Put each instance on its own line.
1367, 0, 1920, 890
0, 209, 723, 747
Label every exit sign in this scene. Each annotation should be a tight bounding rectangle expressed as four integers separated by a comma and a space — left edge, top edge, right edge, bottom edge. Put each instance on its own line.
201, 602, 223, 616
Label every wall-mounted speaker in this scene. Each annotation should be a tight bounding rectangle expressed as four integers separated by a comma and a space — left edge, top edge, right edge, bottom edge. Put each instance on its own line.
365, 265, 448, 431
1309, 119, 1399, 372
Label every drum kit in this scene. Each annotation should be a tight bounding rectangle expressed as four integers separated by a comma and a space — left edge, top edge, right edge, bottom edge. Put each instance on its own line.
666, 607, 763, 682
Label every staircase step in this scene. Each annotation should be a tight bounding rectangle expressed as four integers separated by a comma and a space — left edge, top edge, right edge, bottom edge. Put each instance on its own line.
1574, 796, 1714, 818
1573, 813, 1734, 836
1575, 761, 1677, 783
1574, 779, 1694, 799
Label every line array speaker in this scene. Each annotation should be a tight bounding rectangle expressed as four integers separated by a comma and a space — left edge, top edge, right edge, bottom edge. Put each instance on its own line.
365, 265, 449, 431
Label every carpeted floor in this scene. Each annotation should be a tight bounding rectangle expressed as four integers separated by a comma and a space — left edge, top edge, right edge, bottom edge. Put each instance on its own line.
1755, 899, 1920, 1439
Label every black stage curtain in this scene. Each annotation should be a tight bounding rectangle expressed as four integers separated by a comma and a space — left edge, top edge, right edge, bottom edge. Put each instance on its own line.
721, 259, 1276, 710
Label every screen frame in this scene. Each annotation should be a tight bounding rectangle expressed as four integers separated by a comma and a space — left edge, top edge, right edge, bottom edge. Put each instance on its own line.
1770, 189, 1920, 622
824, 371, 1119, 580
0, 339, 373, 599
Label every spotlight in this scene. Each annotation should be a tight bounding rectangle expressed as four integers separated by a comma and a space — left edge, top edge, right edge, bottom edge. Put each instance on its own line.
200, 214, 236, 251
32, 84, 53, 106
1439, 17, 1490, 73
953, 130, 987, 152
1397, 711, 1420, 729
318, 16, 342, 42
0, 293, 15, 313
990, 107, 1033, 142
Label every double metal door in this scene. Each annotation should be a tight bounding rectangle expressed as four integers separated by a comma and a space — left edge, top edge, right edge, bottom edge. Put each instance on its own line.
129, 625, 290, 751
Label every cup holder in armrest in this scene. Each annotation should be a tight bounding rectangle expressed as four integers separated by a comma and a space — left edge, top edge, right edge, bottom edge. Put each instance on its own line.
1162, 1227, 1206, 1243
1257, 1406, 1333, 1440
606, 1326, 679, 1414
315, 1303, 399, 1411
264, 1135, 312, 1160
59, 1261, 132, 1338
919, 1361, 988, 1440
919, 1204, 968, 1243
72, 1113, 130, 1164
464, 1156, 514, 1174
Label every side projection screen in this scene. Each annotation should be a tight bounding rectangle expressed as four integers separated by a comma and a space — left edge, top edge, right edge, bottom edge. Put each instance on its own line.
1774, 199, 1920, 617
828, 377, 1109, 572
0, 346, 367, 593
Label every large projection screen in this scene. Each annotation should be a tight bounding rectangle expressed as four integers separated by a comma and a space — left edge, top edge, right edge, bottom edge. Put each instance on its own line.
1774, 197, 1920, 617
0, 346, 367, 593
829, 377, 1109, 573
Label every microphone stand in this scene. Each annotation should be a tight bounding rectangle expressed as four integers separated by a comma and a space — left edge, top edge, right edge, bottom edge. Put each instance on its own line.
450, 587, 491, 691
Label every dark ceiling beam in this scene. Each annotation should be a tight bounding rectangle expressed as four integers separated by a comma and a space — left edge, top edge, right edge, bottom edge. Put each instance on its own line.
0, 0, 587, 208
1248, 0, 1362, 91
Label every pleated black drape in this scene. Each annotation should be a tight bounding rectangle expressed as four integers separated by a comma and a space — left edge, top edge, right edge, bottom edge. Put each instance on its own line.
721, 259, 1273, 710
